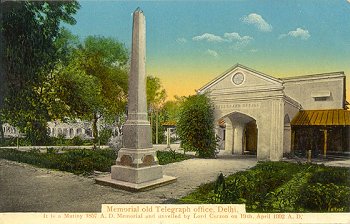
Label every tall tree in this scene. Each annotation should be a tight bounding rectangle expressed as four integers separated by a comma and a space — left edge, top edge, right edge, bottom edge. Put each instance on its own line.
57, 35, 129, 145
1, 1, 80, 145
146, 76, 167, 144
0, 4, 6, 143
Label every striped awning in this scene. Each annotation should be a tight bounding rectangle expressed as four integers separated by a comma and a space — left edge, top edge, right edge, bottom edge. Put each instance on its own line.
162, 121, 176, 127
291, 109, 350, 126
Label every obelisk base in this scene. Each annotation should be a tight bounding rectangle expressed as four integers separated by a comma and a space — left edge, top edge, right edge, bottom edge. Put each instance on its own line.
96, 149, 177, 192
96, 174, 177, 192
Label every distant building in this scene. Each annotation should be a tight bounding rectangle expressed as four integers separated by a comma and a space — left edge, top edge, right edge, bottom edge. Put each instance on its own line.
47, 121, 94, 139
198, 64, 350, 161
2, 117, 124, 141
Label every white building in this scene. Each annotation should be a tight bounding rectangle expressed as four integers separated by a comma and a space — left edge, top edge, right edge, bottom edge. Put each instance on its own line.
198, 64, 350, 161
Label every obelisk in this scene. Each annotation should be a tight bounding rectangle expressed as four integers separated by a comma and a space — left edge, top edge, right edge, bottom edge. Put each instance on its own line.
96, 8, 176, 191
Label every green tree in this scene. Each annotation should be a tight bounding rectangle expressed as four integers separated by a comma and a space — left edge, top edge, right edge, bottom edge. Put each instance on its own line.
146, 76, 167, 144
57, 35, 129, 145
177, 94, 217, 158
1, 1, 80, 145
163, 95, 185, 123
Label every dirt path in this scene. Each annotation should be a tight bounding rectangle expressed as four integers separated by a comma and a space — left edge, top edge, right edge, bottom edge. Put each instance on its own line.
0, 157, 257, 212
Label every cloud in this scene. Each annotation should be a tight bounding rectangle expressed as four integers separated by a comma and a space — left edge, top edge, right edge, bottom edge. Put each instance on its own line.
241, 13, 272, 32
224, 32, 253, 49
176, 37, 187, 44
279, 28, 310, 40
206, 49, 219, 57
224, 32, 253, 43
192, 33, 224, 42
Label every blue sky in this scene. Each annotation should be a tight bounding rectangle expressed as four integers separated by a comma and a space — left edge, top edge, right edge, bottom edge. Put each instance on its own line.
66, 0, 350, 100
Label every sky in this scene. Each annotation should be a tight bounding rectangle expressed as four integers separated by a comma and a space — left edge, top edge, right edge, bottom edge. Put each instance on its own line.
65, 0, 350, 101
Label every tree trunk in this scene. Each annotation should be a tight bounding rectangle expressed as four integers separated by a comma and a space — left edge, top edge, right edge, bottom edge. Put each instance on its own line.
92, 113, 99, 148
155, 110, 158, 144
0, 4, 7, 145
0, 119, 4, 145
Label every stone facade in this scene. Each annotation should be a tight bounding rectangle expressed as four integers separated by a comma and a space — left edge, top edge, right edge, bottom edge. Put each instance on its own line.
198, 64, 347, 161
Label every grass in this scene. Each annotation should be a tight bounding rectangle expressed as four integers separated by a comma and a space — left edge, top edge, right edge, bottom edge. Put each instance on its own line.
179, 161, 350, 213
0, 148, 192, 175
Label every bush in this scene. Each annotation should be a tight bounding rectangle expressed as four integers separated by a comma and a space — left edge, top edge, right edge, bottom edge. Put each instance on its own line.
309, 166, 350, 186
69, 136, 84, 146
179, 162, 350, 212
297, 183, 350, 212
0, 148, 116, 175
99, 129, 112, 145
0, 148, 192, 175
156, 150, 192, 165
177, 94, 216, 158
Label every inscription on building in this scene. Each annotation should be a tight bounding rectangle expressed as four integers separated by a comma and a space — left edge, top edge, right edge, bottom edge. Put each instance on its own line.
215, 103, 261, 110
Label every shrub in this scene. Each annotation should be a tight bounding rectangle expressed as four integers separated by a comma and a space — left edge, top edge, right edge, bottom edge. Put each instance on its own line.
0, 148, 191, 175
177, 94, 216, 158
99, 129, 112, 145
156, 150, 192, 165
179, 162, 350, 212
297, 183, 350, 212
69, 136, 84, 146
309, 166, 350, 186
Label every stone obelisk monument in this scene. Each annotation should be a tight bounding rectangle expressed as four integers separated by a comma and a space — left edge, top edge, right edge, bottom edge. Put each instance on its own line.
96, 8, 176, 191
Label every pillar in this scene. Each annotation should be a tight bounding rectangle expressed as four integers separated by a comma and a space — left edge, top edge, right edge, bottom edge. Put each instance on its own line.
224, 118, 233, 154
96, 8, 176, 191
232, 121, 244, 155
323, 129, 328, 158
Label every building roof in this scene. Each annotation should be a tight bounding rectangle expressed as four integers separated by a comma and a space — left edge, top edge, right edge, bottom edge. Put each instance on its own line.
282, 71, 345, 82
197, 63, 282, 93
291, 109, 350, 126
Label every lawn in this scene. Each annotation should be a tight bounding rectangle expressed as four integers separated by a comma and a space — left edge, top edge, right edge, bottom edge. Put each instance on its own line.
179, 161, 350, 213
0, 148, 192, 175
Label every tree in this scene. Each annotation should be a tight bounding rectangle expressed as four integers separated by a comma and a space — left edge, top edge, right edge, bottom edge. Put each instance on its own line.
163, 95, 185, 123
146, 76, 167, 144
177, 94, 217, 158
57, 35, 129, 145
1, 1, 80, 145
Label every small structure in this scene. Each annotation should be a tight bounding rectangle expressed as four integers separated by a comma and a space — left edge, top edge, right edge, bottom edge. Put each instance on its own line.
96, 8, 176, 191
162, 121, 176, 149
291, 109, 350, 158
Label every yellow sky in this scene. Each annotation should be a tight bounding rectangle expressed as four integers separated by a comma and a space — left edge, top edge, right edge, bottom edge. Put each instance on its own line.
149, 64, 350, 104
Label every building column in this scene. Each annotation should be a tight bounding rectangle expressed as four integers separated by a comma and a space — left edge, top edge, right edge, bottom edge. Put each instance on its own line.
323, 129, 328, 158
269, 99, 284, 161
224, 118, 233, 154
283, 124, 291, 153
232, 121, 244, 155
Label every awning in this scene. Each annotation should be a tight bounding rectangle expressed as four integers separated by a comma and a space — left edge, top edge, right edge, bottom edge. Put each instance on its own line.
291, 109, 350, 126
162, 121, 176, 127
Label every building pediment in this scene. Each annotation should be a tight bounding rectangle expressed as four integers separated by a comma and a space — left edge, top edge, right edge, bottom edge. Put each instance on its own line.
198, 64, 283, 94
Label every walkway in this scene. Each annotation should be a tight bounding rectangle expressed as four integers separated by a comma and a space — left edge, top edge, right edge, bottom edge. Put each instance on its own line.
0, 156, 257, 212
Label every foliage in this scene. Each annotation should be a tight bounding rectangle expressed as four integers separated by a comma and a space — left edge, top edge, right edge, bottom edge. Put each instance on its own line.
0, 148, 116, 175
56, 35, 129, 145
177, 94, 216, 158
99, 128, 113, 145
297, 183, 350, 212
69, 136, 85, 146
146, 76, 167, 144
179, 162, 350, 212
156, 150, 192, 165
1, 1, 80, 145
0, 148, 193, 175
163, 96, 184, 124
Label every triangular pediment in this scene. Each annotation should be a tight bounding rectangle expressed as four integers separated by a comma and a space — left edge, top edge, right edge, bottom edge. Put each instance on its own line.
198, 64, 283, 93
